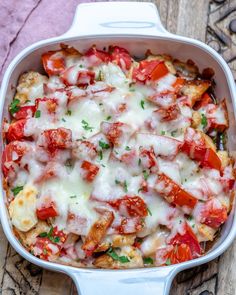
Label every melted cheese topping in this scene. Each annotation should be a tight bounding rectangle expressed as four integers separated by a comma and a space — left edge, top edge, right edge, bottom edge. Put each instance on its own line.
4, 45, 234, 269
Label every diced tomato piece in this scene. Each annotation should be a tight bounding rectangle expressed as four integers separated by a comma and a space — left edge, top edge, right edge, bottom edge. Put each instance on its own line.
6, 119, 27, 142
36, 204, 58, 220
109, 46, 132, 70
156, 244, 192, 266
42, 52, 63, 76
42, 50, 66, 76
205, 100, 229, 132
82, 210, 114, 256
172, 77, 185, 92
194, 93, 212, 110
61, 66, 95, 87
140, 148, 157, 169
220, 178, 235, 193
132, 60, 169, 83
155, 173, 198, 209
85, 46, 111, 64
101, 121, 125, 146
170, 223, 201, 258
201, 148, 222, 171
200, 199, 228, 228
182, 128, 221, 171
33, 233, 61, 260
150, 62, 169, 81
154, 104, 180, 122
52, 227, 67, 242
81, 160, 99, 182
35, 98, 58, 113
109, 195, 148, 217
39, 128, 72, 153
13, 106, 36, 120
2, 141, 27, 178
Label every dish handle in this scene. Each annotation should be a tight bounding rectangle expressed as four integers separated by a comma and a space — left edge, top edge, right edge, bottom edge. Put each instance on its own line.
63, 2, 170, 38
68, 268, 176, 295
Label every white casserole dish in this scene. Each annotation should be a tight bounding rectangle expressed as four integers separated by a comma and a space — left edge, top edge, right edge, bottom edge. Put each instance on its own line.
0, 2, 236, 294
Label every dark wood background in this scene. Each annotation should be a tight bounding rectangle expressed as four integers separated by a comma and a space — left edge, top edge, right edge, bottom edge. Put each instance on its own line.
0, 0, 236, 294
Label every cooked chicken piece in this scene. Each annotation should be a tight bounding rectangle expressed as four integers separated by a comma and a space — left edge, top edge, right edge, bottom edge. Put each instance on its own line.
217, 151, 230, 168
14, 220, 50, 247
94, 246, 143, 269
181, 80, 211, 106
82, 210, 114, 255
201, 132, 217, 151
191, 111, 201, 128
173, 59, 199, 79
140, 230, 168, 256
95, 234, 136, 252
197, 224, 216, 242
14, 71, 48, 104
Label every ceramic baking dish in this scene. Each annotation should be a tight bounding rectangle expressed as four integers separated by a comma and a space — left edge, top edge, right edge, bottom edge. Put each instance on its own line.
0, 2, 236, 295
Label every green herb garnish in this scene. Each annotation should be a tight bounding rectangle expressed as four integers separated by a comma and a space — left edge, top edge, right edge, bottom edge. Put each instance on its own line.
201, 113, 207, 128
38, 227, 61, 244
106, 115, 112, 121
99, 140, 110, 149
97, 70, 103, 81
70, 195, 77, 199
171, 130, 178, 137
115, 179, 128, 192
9, 99, 20, 115
161, 131, 166, 135
125, 146, 131, 151
39, 232, 48, 237
62, 118, 66, 122
66, 110, 72, 116
11, 186, 24, 196
99, 150, 103, 160
124, 180, 128, 193
143, 170, 149, 181
81, 120, 94, 131
107, 248, 130, 263
147, 208, 152, 216
35, 110, 41, 118
140, 100, 145, 109
165, 258, 171, 266
65, 159, 73, 168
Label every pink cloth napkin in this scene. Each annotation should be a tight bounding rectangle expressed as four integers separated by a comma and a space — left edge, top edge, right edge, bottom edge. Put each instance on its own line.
0, 0, 94, 82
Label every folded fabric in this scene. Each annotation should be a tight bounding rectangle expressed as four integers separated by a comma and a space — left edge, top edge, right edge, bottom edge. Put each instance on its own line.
0, 0, 92, 82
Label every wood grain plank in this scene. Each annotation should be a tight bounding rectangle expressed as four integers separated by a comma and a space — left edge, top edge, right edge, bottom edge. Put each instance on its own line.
39, 270, 73, 295
175, 0, 209, 41
0, 224, 10, 286
217, 242, 236, 295
1, 1, 236, 295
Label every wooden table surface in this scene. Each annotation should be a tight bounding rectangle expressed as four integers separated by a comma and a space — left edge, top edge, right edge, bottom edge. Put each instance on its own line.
1, 0, 236, 294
